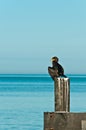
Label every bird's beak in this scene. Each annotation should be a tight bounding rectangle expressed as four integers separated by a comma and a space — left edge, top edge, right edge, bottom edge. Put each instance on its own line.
51, 58, 55, 62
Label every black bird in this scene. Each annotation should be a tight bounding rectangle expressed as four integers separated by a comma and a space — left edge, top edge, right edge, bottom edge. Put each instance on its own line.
48, 56, 67, 80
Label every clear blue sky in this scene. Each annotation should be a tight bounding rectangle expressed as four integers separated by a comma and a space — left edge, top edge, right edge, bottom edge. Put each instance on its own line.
0, 0, 86, 74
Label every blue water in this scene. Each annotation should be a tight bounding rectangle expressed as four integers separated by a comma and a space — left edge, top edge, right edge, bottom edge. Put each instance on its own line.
0, 74, 86, 130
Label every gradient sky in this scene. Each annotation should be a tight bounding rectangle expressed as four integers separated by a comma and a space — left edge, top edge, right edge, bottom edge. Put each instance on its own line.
0, 0, 86, 74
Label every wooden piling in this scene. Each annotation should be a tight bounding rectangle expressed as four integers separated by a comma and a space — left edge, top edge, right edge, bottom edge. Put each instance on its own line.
54, 78, 70, 112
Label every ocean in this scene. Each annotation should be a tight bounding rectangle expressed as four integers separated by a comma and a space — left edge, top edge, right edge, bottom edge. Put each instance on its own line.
0, 74, 86, 130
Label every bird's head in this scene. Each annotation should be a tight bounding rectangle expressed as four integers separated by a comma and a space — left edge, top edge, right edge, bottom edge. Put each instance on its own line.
51, 56, 59, 62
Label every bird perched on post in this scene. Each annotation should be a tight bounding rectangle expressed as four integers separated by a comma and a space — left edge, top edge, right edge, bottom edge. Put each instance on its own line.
48, 56, 67, 80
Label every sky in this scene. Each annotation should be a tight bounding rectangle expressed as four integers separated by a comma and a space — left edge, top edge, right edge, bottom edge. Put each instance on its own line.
0, 0, 86, 74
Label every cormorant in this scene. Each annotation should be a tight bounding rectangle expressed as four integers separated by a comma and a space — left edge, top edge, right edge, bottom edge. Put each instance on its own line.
48, 56, 67, 80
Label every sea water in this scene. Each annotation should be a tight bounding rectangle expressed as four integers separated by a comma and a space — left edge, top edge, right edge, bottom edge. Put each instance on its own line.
0, 74, 86, 130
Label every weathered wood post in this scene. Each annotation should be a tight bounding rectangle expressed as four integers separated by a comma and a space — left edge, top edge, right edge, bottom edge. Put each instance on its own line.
54, 77, 70, 112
